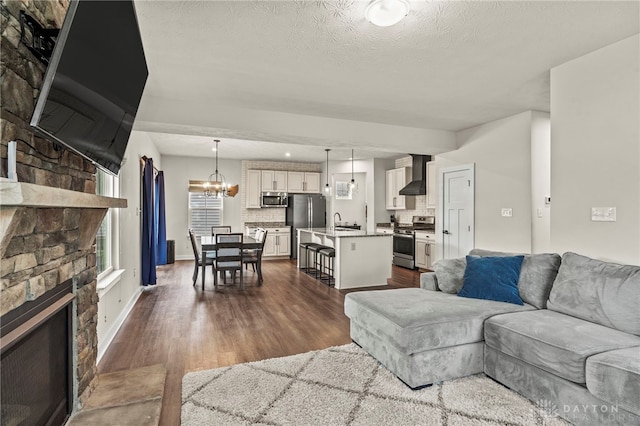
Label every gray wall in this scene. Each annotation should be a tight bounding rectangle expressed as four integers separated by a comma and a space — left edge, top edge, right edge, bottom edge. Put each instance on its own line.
550, 34, 640, 264
161, 155, 242, 259
436, 111, 537, 254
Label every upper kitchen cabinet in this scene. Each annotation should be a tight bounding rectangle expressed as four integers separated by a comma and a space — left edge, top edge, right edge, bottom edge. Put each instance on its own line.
287, 172, 320, 193
386, 167, 415, 210
246, 170, 262, 208
261, 170, 288, 192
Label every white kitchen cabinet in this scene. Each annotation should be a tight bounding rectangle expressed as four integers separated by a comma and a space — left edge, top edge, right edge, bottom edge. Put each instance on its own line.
427, 162, 437, 208
262, 227, 291, 257
415, 231, 436, 270
287, 172, 320, 193
385, 167, 414, 210
261, 170, 287, 192
246, 170, 262, 208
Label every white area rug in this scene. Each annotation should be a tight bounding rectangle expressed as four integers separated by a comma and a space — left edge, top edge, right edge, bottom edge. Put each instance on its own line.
182, 344, 569, 425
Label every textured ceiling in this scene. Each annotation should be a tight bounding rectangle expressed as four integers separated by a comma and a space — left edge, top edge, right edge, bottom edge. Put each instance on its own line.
134, 0, 639, 160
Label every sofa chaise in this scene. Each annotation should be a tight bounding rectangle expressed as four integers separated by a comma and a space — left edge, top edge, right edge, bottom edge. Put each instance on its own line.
344, 250, 640, 425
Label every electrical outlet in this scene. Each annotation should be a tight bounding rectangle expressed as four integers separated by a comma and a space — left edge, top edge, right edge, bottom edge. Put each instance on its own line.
591, 207, 616, 222
133, 267, 136, 277
351, 242, 356, 251
501, 208, 513, 217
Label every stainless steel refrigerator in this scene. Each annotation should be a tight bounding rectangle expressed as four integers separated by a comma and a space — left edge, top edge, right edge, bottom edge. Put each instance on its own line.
286, 194, 326, 259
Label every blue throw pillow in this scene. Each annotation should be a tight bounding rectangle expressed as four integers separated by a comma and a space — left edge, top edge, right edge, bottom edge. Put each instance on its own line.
458, 255, 525, 305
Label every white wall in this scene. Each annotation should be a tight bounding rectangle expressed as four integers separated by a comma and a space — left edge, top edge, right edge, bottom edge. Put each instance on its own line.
331, 172, 367, 227
323, 158, 388, 233
436, 111, 535, 253
117, 131, 162, 304
550, 35, 640, 265
531, 112, 551, 253
161, 155, 242, 259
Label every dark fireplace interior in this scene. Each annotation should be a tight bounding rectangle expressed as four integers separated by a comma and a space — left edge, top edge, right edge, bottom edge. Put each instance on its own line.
1, 280, 73, 426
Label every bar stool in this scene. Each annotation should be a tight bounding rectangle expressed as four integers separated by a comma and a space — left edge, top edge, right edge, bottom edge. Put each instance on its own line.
301, 242, 323, 277
318, 247, 335, 286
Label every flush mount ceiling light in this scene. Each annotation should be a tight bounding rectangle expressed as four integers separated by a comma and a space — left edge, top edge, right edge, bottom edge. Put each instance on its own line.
365, 0, 409, 27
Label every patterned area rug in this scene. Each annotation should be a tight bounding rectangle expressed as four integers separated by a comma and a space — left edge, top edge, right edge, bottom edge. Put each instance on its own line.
182, 344, 569, 425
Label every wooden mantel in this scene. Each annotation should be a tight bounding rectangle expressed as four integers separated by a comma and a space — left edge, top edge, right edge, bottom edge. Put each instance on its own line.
0, 180, 127, 258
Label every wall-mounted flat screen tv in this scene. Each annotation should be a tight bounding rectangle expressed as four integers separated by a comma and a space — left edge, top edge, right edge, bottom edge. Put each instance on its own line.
30, 0, 148, 175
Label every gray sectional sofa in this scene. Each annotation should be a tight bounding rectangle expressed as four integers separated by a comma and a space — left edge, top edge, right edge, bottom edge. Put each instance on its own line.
344, 250, 640, 425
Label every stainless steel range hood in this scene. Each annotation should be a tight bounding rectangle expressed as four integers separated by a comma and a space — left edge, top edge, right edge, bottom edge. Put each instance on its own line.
399, 154, 432, 196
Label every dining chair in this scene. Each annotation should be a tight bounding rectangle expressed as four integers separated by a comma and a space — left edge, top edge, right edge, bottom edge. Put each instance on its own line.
188, 228, 213, 286
211, 226, 232, 236
243, 229, 267, 285
213, 233, 244, 290
244, 228, 264, 269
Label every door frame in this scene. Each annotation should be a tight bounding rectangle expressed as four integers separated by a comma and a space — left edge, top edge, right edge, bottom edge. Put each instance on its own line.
438, 163, 476, 259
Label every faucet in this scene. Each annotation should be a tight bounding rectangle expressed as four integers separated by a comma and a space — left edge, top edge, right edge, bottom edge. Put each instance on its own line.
333, 212, 342, 227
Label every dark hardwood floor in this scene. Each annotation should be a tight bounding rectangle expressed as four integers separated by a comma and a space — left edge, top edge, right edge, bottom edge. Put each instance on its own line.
98, 258, 421, 426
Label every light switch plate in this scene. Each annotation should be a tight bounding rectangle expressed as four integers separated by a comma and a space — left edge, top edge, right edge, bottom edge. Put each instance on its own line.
591, 207, 616, 222
501, 208, 513, 217
537, 208, 543, 218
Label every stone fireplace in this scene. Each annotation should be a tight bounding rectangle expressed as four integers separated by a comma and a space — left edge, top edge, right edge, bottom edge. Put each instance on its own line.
1, 0, 126, 422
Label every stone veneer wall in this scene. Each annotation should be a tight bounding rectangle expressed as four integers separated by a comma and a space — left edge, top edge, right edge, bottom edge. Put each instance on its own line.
1, 0, 100, 406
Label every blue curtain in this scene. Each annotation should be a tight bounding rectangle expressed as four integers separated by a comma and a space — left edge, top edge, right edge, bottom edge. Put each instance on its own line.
155, 171, 167, 265
141, 158, 156, 285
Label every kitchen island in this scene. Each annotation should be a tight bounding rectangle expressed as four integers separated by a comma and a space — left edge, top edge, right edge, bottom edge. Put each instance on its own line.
297, 228, 393, 289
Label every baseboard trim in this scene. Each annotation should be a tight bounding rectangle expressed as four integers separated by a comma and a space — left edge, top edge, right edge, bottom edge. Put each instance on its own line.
96, 287, 143, 364
175, 255, 193, 261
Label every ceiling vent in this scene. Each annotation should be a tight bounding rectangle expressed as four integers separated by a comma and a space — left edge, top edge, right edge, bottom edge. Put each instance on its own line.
398, 154, 432, 196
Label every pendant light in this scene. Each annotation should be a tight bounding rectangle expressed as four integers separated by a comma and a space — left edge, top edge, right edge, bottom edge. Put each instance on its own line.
324, 149, 331, 193
204, 139, 239, 198
350, 149, 356, 189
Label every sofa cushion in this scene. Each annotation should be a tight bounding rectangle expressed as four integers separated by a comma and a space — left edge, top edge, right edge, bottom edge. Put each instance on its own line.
431, 257, 467, 293
469, 249, 561, 309
458, 255, 524, 305
344, 288, 533, 355
485, 310, 640, 384
547, 252, 640, 335
586, 347, 640, 415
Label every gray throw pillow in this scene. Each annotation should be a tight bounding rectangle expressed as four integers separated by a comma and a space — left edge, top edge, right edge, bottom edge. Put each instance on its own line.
432, 257, 467, 294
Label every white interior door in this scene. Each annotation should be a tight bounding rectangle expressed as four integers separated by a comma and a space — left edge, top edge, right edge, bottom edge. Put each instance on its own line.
441, 164, 475, 259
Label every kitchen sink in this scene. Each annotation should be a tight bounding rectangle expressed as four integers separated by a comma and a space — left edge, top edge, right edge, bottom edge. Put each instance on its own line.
334, 225, 361, 231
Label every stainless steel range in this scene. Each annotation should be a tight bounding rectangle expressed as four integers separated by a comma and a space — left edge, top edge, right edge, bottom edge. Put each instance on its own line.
393, 216, 435, 269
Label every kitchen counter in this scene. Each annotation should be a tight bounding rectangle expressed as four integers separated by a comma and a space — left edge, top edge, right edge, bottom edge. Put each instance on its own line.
298, 227, 392, 238
297, 228, 392, 290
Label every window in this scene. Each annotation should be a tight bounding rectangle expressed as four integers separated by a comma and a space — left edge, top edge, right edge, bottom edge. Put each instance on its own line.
189, 192, 223, 238
96, 170, 118, 278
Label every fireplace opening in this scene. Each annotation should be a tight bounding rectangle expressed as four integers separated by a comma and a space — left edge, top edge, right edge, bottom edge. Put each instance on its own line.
1, 280, 74, 426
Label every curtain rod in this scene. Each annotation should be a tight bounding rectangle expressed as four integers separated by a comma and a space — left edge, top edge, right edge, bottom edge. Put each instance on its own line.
140, 155, 159, 174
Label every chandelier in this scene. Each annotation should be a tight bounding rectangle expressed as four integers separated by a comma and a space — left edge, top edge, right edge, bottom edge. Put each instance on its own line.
195, 139, 238, 198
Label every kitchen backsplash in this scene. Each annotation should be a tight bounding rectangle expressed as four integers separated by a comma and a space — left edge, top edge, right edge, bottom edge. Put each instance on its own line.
394, 156, 436, 223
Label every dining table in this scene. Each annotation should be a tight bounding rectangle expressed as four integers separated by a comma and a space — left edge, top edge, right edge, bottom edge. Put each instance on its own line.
200, 235, 261, 289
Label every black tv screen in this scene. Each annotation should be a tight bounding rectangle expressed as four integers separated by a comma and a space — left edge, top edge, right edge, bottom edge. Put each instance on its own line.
30, 0, 148, 175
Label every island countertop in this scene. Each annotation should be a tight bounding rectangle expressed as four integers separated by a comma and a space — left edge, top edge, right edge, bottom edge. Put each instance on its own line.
298, 228, 392, 238
297, 228, 392, 289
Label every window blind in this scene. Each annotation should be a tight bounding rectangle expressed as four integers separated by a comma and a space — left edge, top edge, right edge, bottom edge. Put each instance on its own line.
189, 192, 223, 237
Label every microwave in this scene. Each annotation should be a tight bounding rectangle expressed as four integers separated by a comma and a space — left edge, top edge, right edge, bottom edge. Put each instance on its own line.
261, 192, 288, 208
